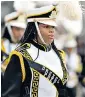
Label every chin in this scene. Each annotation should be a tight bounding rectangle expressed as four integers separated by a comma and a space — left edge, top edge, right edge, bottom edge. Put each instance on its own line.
48, 40, 54, 45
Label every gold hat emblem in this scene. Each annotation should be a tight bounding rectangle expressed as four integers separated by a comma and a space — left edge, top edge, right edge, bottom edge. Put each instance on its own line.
17, 14, 26, 23
49, 10, 57, 18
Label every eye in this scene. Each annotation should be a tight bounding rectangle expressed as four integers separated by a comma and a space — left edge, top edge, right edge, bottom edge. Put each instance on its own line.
45, 25, 55, 29
43, 25, 54, 29
40, 24, 49, 28
44, 25, 49, 28
51, 26, 55, 28
39, 23, 55, 29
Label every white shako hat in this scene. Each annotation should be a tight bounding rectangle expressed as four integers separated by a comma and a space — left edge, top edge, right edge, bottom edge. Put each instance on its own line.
26, 5, 58, 27
4, 12, 26, 29
4, 12, 27, 43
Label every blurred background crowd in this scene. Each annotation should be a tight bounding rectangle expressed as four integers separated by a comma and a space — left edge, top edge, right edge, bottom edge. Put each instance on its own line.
1, 1, 85, 97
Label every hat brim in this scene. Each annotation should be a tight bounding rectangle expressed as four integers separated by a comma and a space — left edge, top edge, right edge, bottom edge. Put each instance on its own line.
9, 21, 26, 29
38, 20, 57, 27
27, 18, 57, 27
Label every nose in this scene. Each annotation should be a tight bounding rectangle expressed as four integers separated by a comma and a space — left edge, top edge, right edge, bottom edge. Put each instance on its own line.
49, 27, 54, 33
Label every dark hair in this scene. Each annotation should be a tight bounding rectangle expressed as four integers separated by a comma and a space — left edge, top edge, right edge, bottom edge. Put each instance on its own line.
20, 22, 37, 44
2, 27, 12, 43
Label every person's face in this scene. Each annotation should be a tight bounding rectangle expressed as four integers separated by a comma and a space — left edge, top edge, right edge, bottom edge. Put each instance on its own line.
12, 26, 25, 42
38, 23, 55, 45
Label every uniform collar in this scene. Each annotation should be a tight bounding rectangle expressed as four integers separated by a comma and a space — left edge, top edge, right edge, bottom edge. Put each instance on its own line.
30, 40, 51, 52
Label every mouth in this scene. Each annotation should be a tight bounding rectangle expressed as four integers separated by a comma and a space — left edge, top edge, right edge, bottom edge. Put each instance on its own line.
48, 35, 54, 39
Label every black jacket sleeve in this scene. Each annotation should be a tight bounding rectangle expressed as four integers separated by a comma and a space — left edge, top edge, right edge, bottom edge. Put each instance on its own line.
2, 54, 22, 97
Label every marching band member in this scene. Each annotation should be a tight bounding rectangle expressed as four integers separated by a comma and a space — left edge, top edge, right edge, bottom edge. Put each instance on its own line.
2, 5, 68, 97
64, 37, 82, 97
1, 12, 26, 61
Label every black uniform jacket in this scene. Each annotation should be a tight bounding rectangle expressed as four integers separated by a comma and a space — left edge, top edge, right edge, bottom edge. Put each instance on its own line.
2, 41, 68, 97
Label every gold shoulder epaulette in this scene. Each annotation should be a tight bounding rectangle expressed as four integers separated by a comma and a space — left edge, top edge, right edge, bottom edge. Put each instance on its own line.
1, 50, 26, 82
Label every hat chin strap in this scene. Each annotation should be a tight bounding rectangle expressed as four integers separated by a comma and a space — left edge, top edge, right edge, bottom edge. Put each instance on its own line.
6, 23, 17, 43
35, 22, 47, 45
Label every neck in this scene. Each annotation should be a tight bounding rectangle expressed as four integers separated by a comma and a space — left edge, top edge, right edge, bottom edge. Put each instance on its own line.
32, 39, 52, 52
34, 36, 51, 47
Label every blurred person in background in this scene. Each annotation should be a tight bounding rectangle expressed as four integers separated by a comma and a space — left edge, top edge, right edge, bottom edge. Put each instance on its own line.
64, 36, 82, 97
1, 12, 26, 61
2, 4, 68, 97
1, 12, 27, 85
